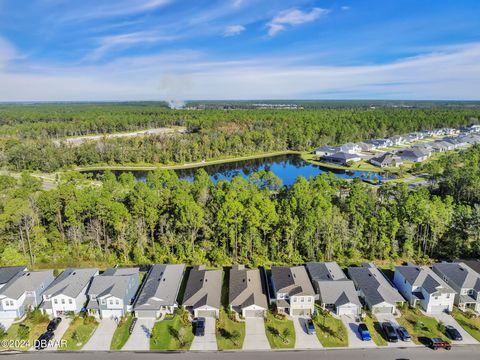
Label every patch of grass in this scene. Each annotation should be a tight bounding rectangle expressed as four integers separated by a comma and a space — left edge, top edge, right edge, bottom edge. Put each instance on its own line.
452, 308, 480, 342
59, 315, 98, 350
312, 308, 348, 347
150, 310, 194, 350
396, 307, 445, 345
110, 314, 134, 350
364, 313, 387, 346
216, 308, 245, 350
264, 312, 295, 349
0, 309, 49, 351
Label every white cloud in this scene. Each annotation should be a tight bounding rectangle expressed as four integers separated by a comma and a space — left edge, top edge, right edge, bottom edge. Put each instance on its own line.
267, 8, 328, 36
224, 25, 246, 37
0, 37, 16, 68
341, 6, 351, 11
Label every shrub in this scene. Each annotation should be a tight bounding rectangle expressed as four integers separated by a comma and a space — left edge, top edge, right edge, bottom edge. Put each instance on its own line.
17, 324, 30, 340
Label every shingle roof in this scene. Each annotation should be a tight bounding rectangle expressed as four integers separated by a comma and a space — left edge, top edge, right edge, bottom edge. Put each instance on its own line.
306, 262, 347, 282
323, 152, 360, 162
134, 264, 185, 310
182, 266, 222, 310
433, 262, 480, 291
316, 280, 361, 307
0, 266, 27, 285
43, 268, 98, 298
396, 265, 455, 295
0, 270, 53, 299
271, 266, 315, 296
370, 153, 402, 166
87, 267, 138, 299
229, 265, 268, 310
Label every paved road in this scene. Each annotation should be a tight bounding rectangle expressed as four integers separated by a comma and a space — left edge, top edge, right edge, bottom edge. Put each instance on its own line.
2, 346, 480, 360
83, 319, 118, 351
243, 317, 270, 350
190, 317, 217, 351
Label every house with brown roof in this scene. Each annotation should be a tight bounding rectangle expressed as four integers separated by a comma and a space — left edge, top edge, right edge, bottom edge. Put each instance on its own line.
182, 265, 222, 318
229, 265, 268, 318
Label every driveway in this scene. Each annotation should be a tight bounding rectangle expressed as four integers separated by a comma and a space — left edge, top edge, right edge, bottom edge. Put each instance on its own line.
83, 318, 118, 350
190, 317, 217, 351
122, 318, 155, 351
430, 312, 478, 345
340, 314, 377, 348
42, 317, 72, 351
243, 317, 270, 350
0, 318, 14, 331
374, 313, 416, 348
292, 316, 322, 349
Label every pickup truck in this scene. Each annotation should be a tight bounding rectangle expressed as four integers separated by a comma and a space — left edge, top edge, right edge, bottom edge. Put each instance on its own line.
358, 323, 372, 341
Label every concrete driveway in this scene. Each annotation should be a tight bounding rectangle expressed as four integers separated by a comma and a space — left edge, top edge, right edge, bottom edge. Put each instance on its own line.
243, 317, 270, 350
0, 318, 14, 331
122, 318, 155, 351
43, 317, 71, 351
292, 316, 322, 349
340, 314, 377, 348
430, 312, 478, 345
375, 313, 416, 348
83, 318, 118, 350
190, 317, 217, 351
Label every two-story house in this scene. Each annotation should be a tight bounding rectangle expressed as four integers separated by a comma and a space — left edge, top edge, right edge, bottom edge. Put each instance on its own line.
433, 262, 480, 313
41, 268, 99, 317
86, 267, 140, 319
229, 265, 268, 318
270, 266, 315, 316
393, 264, 455, 314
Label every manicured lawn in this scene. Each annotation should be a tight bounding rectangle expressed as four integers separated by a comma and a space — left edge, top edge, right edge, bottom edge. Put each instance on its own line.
59, 316, 98, 350
452, 308, 480, 342
313, 308, 348, 347
110, 314, 134, 350
150, 314, 194, 350
396, 307, 445, 345
264, 312, 295, 349
0, 312, 49, 351
364, 313, 387, 346
216, 309, 245, 350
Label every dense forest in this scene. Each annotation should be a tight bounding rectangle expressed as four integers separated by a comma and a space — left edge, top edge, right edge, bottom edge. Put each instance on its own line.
0, 103, 479, 172
0, 145, 478, 269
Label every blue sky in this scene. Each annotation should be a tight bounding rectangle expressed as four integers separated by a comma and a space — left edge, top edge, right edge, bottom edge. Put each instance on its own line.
0, 0, 479, 101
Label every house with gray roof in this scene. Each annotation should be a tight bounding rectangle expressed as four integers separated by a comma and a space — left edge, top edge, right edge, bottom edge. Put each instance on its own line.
313, 146, 339, 157
0, 270, 54, 320
270, 266, 315, 316
397, 148, 430, 162
229, 265, 268, 318
0, 266, 27, 290
182, 265, 222, 318
393, 264, 455, 314
431, 140, 455, 152
321, 152, 362, 166
339, 143, 361, 154
133, 264, 185, 319
306, 262, 361, 316
41, 268, 98, 317
369, 153, 403, 168
86, 267, 139, 319
348, 263, 404, 314
433, 262, 480, 313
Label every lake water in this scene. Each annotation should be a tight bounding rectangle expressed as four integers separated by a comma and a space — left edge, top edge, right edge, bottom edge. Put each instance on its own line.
87, 154, 394, 186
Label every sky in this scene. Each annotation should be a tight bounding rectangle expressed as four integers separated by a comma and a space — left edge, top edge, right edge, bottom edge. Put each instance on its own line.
0, 0, 479, 101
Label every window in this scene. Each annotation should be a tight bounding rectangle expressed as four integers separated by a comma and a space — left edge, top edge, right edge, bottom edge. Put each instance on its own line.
301, 298, 304, 302
434, 296, 438, 300
446, 294, 450, 299
115, 299, 119, 305
109, 300, 113, 305
61, 299, 65, 304
293, 298, 297, 302
54, 299, 58, 304
68, 299, 73, 304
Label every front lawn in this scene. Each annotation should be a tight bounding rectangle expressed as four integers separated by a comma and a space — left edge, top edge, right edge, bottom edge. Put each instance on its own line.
451, 308, 480, 342
312, 308, 348, 347
59, 315, 98, 350
264, 312, 295, 349
0, 309, 49, 351
364, 313, 387, 346
150, 310, 194, 350
396, 307, 445, 345
110, 314, 134, 350
216, 308, 245, 350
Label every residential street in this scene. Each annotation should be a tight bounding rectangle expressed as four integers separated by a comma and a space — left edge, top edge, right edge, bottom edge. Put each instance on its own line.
83, 318, 117, 351
243, 317, 270, 350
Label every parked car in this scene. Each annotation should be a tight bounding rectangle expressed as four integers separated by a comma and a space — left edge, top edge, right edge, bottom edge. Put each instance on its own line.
47, 317, 62, 332
428, 337, 451, 350
305, 319, 315, 334
445, 325, 463, 341
195, 317, 205, 336
382, 322, 398, 342
357, 323, 371, 341
35, 331, 54, 350
396, 326, 411, 341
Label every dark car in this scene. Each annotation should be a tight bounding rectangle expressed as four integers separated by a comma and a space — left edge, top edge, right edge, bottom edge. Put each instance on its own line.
382, 322, 398, 342
396, 326, 411, 341
357, 323, 371, 341
35, 331, 54, 350
305, 319, 315, 334
195, 317, 206, 336
445, 325, 463, 341
429, 337, 451, 350
47, 317, 62, 331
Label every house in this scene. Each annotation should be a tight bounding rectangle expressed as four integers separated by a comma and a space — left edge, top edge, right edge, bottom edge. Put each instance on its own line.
182, 265, 222, 318
411, 143, 433, 152
306, 262, 361, 316
133, 264, 185, 319
321, 152, 362, 166
86, 267, 139, 319
270, 266, 315, 316
0, 266, 27, 290
369, 139, 393, 148
369, 153, 403, 168
229, 265, 268, 318
339, 143, 361, 154
41, 268, 99, 317
393, 264, 455, 314
389, 135, 406, 146
358, 142, 376, 152
433, 262, 480, 313
397, 148, 430, 162
313, 146, 339, 157
0, 270, 54, 320
348, 263, 404, 314
431, 140, 455, 152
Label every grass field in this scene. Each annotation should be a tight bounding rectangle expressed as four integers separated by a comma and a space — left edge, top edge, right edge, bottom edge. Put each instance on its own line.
150, 315, 194, 350
364, 313, 387, 346
451, 308, 480, 342
216, 309, 245, 350
110, 314, 133, 350
0, 312, 49, 351
59, 316, 98, 350
264, 312, 295, 349
313, 308, 348, 347
396, 307, 445, 345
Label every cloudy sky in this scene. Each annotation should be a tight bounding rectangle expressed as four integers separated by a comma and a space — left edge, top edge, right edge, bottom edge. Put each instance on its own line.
0, 0, 479, 101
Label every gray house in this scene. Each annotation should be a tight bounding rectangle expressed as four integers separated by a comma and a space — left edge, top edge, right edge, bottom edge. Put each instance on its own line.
369, 153, 403, 168
321, 152, 362, 166
133, 264, 186, 319
229, 265, 268, 318
348, 263, 404, 314
0, 270, 54, 320
314, 146, 339, 156
397, 148, 430, 162
0, 266, 27, 290
87, 267, 140, 319
182, 265, 222, 318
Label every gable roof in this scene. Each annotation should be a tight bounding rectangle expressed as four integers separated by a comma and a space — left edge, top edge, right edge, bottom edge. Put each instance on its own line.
314, 146, 339, 153
43, 268, 98, 298
271, 266, 315, 296
134, 264, 185, 310
0, 270, 53, 299
87, 267, 138, 299
229, 265, 268, 310
433, 262, 480, 291
396, 265, 455, 295
0, 266, 27, 285
306, 262, 347, 282
323, 152, 361, 162
316, 280, 361, 307
370, 153, 402, 166
182, 266, 222, 310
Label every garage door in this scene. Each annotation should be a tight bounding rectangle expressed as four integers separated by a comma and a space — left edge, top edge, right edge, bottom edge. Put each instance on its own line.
429, 305, 449, 313
291, 309, 311, 316
337, 305, 358, 316
136, 310, 158, 319
197, 310, 217, 318
373, 306, 393, 314
0, 310, 17, 319
101, 309, 124, 318
244, 310, 265, 318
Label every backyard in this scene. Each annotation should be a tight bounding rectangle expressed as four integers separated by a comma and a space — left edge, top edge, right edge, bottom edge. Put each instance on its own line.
59, 315, 99, 350
312, 307, 348, 347
264, 312, 295, 349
